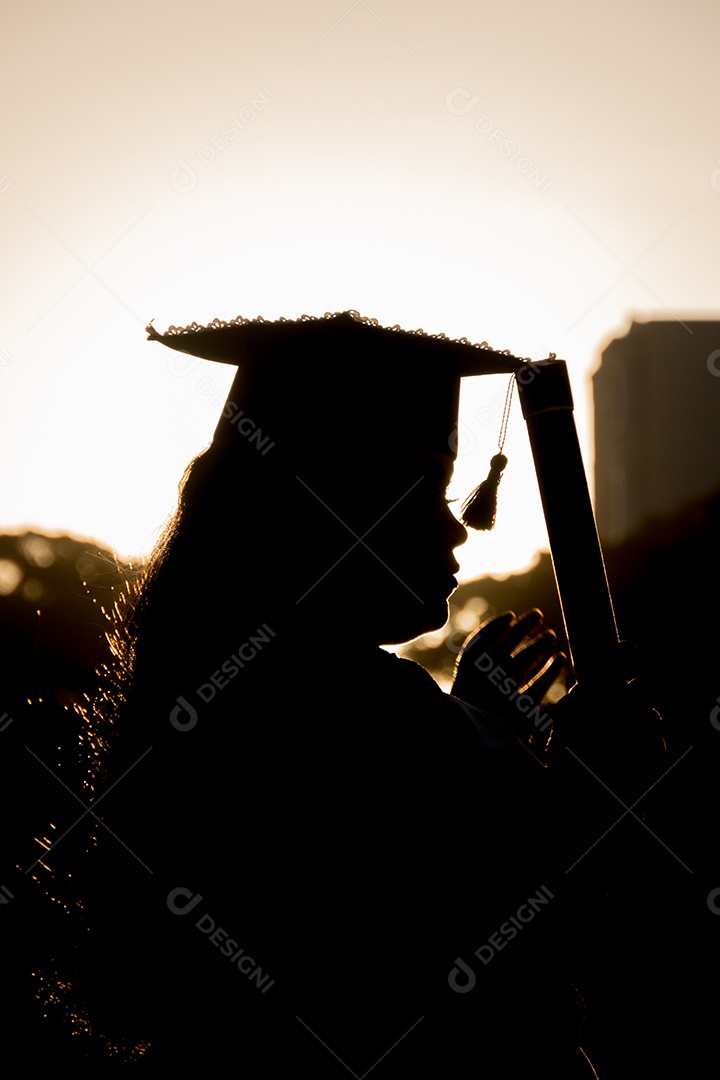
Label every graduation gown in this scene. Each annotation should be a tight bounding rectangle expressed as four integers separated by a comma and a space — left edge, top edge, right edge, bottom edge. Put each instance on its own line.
27, 645, 598, 1077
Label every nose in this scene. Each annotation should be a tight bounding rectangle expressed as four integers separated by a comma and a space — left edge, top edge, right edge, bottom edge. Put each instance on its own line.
447, 506, 468, 550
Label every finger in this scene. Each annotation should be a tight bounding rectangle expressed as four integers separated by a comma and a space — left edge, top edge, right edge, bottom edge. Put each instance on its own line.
502, 609, 545, 654
509, 628, 559, 680
523, 652, 567, 703
461, 611, 516, 654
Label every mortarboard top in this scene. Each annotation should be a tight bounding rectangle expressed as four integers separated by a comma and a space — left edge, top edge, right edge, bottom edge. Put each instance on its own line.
147, 311, 527, 521
145, 310, 525, 375
147, 303, 525, 392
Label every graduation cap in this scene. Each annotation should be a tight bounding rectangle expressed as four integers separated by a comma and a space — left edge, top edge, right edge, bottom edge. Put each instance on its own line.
146, 310, 525, 530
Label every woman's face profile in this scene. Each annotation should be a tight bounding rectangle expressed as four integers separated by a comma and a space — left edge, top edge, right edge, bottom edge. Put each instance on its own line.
298, 453, 467, 645
369, 452, 467, 643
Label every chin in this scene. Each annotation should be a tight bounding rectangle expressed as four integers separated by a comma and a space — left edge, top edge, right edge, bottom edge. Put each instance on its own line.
379, 598, 450, 647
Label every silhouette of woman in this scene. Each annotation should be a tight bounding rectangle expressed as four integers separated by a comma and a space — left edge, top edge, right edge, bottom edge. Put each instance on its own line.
32, 311, 629, 1076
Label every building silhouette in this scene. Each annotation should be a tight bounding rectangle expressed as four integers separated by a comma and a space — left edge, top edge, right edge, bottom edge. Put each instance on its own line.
593, 318, 720, 543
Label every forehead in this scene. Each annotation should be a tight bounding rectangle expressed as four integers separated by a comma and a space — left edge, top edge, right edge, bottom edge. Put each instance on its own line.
385, 452, 455, 485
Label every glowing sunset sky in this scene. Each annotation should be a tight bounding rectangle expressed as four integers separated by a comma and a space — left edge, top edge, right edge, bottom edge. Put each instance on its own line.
1, 0, 719, 580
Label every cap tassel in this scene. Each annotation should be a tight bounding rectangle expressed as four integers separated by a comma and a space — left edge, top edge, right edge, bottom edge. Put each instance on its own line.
461, 372, 516, 531
460, 453, 508, 530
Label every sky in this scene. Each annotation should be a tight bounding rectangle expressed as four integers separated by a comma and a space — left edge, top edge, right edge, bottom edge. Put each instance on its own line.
1, 0, 719, 581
